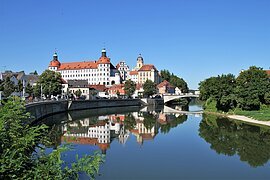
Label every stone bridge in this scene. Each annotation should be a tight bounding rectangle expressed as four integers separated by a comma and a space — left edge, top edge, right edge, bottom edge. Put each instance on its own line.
163, 94, 199, 103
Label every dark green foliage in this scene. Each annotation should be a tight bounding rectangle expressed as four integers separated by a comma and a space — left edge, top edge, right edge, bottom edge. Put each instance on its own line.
0, 97, 103, 179
143, 79, 157, 97
143, 112, 157, 130
199, 66, 270, 112
236, 66, 270, 110
199, 74, 236, 112
199, 114, 270, 167
16, 80, 23, 92
124, 113, 136, 130
25, 82, 33, 96
33, 84, 41, 97
124, 79, 136, 98
37, 70, 62, 97
1, 76, 15, 97
264, 92, 270, 105
160, 69, 189, 93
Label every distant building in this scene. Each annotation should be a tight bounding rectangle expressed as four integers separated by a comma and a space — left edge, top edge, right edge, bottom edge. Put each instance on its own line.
116, 61, 130, 82
48, 49, 121, 86
68, 80, 90, 99
129, 70, 139, 84
127, 54, 161, 85
107, 84, 126, 98
157, 80, 175, 94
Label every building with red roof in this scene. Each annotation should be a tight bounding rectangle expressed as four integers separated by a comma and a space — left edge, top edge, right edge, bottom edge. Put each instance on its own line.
157, 80, 175, 94
48, 49, 121, 87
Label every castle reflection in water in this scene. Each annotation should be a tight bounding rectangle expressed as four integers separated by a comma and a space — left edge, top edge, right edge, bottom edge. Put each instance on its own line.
59, 106, 190, 154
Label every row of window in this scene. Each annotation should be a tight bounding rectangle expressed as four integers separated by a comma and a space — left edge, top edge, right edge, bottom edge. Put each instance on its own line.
60, 68, 109, 74
61, 73, 110, 78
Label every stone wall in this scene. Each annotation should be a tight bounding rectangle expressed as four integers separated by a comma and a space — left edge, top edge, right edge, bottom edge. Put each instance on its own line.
26, 99, 142, 121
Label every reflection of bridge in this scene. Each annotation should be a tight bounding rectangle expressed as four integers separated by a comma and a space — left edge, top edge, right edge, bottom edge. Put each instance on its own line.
163, 106, 203, 116
163, 94, 199, 103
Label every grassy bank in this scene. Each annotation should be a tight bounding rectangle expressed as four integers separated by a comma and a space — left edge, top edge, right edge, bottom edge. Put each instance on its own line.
232, 106, 270, 121
203, 99, 270, 121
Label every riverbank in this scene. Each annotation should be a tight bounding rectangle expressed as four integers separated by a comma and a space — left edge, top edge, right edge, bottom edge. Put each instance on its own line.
204, 110, 270, 127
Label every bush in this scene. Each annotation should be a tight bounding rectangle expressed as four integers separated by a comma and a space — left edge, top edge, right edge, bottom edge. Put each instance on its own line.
0, 97, 104, 179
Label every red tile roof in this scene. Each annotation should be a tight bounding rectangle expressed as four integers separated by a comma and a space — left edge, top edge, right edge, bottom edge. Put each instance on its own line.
138, 64, 157, 71
58, 61, 98, 70
130, 70, 138, 75
108, 84, 125, 94
89, 85, 107, 92
136, 83, 143, 90
157, 80, 174, 88
97, 57, 111, 64
49, 60, 61, 67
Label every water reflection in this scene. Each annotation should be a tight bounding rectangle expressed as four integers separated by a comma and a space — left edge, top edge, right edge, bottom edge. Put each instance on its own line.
43, 105, 190, 154
199, 114, 270, 167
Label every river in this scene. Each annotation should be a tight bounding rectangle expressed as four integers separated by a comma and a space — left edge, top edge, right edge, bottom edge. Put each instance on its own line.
41, 104, 270, 179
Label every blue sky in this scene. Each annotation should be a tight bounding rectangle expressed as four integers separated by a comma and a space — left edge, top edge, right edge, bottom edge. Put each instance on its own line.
0, 0, 269, 89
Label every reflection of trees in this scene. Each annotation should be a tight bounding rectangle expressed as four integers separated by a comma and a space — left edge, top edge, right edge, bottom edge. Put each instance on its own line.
199, 114, 270, 167
143, 113, 157, 130
45, 125, 63, 149
124, 113, 136, 130
159, 115, 188, 134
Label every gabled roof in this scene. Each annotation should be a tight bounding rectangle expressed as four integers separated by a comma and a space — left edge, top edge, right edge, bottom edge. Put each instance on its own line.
138, 64, 157, 71
157, 80, 174, 88
130, 70, 138, 75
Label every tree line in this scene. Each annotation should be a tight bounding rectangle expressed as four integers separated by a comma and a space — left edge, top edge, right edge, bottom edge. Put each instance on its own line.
199, 66, 270, 112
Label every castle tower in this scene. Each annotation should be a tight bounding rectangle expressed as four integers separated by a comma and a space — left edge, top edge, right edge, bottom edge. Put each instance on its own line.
136, 54, 144, 69
48, 52, 61, 71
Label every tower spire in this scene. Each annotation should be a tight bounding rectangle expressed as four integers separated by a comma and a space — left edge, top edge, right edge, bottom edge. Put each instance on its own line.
101, 48, 107, 57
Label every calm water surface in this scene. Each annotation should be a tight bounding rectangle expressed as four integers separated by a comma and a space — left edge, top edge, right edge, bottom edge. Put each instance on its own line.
42, 105, 270, 180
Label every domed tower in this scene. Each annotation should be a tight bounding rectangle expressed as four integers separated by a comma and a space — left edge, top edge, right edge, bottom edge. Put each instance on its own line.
136, 54, 144, 69
48, 52, 61, 71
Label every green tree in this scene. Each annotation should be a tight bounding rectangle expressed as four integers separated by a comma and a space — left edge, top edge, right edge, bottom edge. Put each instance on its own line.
0, 97, 103, 179
1, 76, 15, 97
235, 66, 270, 110
16, 80, 23, 93
25, 82, 33, 96
143, 79, 156, 97
37, 70, 62, 98
160, 69, 189, 93
74, 89, 82, 98
124, 79, 136, 98
33, 84, 41, 98
199, 74, 236, 112
160, 69, 171, 81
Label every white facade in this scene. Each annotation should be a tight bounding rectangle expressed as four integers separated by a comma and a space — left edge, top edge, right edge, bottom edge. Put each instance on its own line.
48, 49, 121, 87
116, 61, 130, 81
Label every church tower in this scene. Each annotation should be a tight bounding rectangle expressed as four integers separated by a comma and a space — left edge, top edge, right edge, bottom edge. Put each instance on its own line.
136, 54, 144, 69
48, 52, 61, 71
